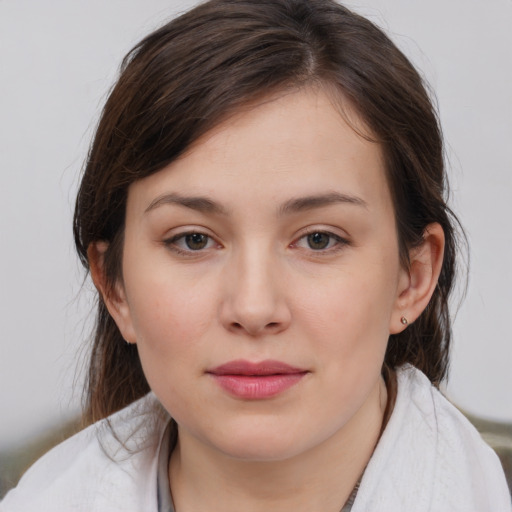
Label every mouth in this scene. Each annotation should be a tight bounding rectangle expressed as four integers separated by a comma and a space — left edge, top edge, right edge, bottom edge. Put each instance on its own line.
207, 360, 309, 399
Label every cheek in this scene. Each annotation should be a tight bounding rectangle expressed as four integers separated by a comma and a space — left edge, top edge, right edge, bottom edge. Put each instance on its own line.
122, 267, 218, 387
290, 260, 399, 396
127, 281, 222, 429
296, 275, 392, 414
295, 268, 396, 345
124, 252, 215, 338
128, 287, 212, 415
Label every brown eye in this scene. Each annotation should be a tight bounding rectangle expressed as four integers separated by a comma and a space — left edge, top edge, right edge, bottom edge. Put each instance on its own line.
307, 232, 331, 250
185, 233, 209, 250
164, 231, 219, 255
293, 230, 348, 253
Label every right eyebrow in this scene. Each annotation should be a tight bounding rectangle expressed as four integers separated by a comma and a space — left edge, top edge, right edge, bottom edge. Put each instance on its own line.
144, 193, 229, 215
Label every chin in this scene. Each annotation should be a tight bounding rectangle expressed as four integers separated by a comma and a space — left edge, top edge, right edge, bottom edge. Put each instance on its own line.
200, 420, 322, 462
218, 438, 303, 462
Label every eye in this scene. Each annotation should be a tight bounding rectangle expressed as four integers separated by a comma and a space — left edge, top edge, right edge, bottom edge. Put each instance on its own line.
305, 232, 331, 250
293, 231, 348, 252
165, 231, 217, 253
183, 233, 210, 250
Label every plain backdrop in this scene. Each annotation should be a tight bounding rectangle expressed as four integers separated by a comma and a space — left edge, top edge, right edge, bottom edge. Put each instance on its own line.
1, 0, 511, 451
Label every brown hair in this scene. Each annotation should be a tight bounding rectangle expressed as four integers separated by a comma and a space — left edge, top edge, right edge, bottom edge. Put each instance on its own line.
74, 0, 462, 424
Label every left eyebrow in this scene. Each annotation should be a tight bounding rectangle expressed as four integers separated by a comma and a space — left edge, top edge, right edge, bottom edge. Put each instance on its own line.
278, 192, 368, 216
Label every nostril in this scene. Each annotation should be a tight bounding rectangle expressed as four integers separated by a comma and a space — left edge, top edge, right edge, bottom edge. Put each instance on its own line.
229, 321, 281, 334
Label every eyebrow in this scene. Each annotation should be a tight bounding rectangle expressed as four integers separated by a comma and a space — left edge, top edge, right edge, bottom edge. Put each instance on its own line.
145, 193, 229, 215
278, 192, 367, 215
144, 191, 367, 216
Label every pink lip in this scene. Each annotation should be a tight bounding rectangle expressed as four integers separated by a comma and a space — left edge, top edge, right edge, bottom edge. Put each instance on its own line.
207, 360, 308, 399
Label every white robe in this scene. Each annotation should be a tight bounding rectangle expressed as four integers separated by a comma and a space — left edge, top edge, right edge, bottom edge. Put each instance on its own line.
2, 365, 510, 512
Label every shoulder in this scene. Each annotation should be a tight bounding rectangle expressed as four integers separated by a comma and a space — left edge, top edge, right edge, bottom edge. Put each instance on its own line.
353, 365, 511, 512
404, 367, 511, 509
0, 393, 170, 512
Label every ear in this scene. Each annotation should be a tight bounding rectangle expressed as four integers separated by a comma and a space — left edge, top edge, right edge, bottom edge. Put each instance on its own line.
390, 223, 445, 334
88, 242, 137, 344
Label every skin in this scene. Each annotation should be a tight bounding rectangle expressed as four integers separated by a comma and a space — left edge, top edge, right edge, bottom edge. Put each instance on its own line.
92, 87, 444, 512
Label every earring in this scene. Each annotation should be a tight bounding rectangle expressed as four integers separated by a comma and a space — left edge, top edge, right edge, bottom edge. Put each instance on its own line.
400, 316, 408, 325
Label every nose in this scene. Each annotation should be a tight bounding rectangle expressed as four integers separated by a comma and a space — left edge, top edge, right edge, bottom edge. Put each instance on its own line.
219, 245, 291, 337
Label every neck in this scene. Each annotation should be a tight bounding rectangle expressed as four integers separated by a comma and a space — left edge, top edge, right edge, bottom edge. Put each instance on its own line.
169, 377, 388, 512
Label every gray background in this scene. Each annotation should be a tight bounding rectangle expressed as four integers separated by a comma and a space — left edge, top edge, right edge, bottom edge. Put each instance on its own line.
1, 0, 511, 451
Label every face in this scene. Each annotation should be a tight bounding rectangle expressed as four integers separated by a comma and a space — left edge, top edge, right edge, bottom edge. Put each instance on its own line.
111, 88, 410, 461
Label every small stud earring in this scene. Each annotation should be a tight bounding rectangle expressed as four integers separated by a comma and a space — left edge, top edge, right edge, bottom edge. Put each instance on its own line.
400, 316, 408, 325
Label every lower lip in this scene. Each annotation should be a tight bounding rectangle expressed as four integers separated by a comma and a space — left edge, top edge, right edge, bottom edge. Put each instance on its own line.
210, 373, 307, 399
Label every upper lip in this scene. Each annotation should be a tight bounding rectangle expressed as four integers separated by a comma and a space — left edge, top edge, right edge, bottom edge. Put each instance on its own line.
207, 359, 307, 376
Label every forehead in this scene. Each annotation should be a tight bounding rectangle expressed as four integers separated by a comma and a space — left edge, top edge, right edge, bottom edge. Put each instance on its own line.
127, 87, 391, 216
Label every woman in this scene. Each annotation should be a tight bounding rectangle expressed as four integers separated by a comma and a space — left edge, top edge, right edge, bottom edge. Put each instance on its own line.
2, 0, 510, 510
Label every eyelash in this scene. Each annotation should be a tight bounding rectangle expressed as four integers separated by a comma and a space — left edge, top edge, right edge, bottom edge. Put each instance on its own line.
291, 230, 350, 254
164, 231, 219, 256
164, 229, 349, 257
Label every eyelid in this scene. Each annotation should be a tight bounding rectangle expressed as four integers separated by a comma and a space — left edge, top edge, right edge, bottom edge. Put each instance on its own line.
163, 227, 222, 255
291, 227, 351, 252
161, 225, 350, 256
